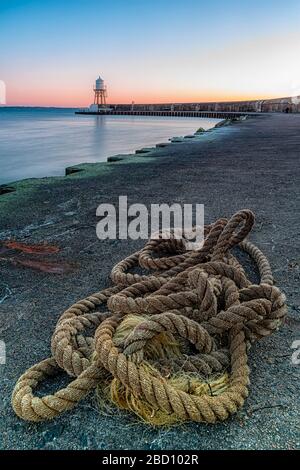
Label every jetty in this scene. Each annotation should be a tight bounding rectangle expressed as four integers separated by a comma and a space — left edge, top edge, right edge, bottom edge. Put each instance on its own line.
75, 95, 299, 117
75, 109, 254, 119
75, 76, 299, 117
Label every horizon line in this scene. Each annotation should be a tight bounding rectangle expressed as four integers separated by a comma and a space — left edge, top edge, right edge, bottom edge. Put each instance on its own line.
1, 94, 298, 109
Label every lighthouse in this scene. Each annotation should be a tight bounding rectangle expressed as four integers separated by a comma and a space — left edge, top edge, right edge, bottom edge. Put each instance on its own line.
94, 76, 106, 107
89, 75, 110, 112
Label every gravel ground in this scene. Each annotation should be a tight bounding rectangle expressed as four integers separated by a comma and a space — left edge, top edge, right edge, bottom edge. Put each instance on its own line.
0, 113, 299, 450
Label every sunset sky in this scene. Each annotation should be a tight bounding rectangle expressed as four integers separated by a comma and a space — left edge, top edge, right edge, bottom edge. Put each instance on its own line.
1, 0, 300, 106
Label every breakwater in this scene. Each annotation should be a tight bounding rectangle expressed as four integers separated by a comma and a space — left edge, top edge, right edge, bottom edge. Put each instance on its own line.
76, 95, 300, 115
76, 109, 252, 119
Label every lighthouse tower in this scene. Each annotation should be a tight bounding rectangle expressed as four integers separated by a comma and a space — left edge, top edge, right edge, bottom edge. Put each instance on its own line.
88, 75, 111, 113
93, 76, 107, 108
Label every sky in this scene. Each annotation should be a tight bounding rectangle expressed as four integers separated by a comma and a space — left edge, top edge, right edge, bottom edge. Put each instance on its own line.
1, 0, 300, 106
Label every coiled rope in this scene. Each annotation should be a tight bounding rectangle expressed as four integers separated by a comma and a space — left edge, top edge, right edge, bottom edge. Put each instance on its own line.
11, 209, 287, 425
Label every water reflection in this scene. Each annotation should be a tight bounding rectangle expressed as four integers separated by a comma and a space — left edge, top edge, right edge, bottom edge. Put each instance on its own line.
0, 108, 220, 184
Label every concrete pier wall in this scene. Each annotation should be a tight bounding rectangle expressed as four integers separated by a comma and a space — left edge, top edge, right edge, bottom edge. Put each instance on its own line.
108, 96, 300, 114
76, 110, 252, 119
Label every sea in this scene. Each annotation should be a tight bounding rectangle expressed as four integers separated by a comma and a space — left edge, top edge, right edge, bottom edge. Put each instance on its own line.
0, 107, 220, 185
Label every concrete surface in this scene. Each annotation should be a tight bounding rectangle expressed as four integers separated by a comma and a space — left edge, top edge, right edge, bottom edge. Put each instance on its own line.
0, 113, 299, 450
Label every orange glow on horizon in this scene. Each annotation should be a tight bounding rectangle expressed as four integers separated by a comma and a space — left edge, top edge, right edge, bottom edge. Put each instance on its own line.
6, 87, 293, 108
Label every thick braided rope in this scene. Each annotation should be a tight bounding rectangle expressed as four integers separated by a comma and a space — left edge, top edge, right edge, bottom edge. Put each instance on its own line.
11, 209, 287, 423
94, 316, 249, 423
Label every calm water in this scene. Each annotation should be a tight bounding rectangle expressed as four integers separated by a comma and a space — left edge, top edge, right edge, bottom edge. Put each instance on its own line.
0, 107, 220, 184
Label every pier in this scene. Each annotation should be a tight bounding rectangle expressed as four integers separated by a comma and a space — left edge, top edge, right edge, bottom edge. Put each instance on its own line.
76, 92, 300, 116
75, 109, 256, 119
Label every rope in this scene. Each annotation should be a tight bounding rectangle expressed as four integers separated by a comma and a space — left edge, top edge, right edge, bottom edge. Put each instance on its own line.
11, 209, 287, 424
